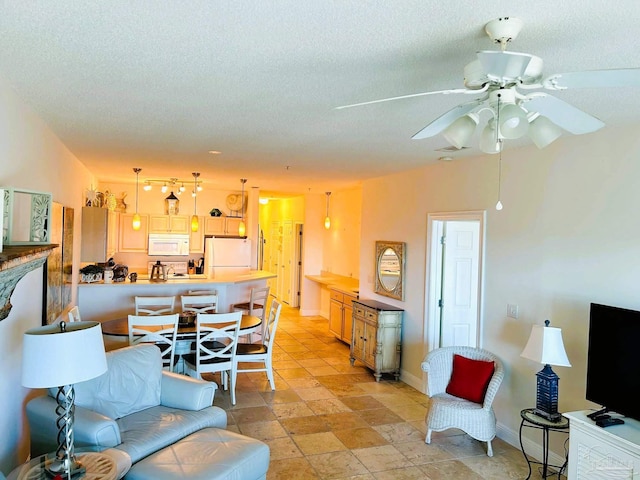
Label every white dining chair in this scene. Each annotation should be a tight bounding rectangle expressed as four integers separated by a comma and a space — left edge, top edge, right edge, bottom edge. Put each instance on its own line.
127, 313, 180, 371
182, 311, 242, 405
231, 286, 270, 342
135, 296, 175, 315
181, 294, 218, 314
233, 299, 282, 391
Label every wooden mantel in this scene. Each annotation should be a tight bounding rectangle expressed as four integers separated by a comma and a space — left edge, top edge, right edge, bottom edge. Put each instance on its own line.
0, 244, 56, 320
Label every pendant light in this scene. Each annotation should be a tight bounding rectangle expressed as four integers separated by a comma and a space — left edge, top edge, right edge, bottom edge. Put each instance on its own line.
132, 168, 142, 230
238, 179, 247, 237
324, 192, 331, 229
191, 172, 200, 232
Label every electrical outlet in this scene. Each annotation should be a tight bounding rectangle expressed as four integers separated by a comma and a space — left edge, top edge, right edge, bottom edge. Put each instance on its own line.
507, 304, 519, 319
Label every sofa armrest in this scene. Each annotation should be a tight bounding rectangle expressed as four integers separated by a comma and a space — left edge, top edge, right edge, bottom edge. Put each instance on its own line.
160, 371, 216, 410
27, 395, 122, 456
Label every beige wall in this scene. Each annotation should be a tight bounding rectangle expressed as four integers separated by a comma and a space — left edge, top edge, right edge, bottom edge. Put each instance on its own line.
0, 75, 94, 473
360, 125, 640, 455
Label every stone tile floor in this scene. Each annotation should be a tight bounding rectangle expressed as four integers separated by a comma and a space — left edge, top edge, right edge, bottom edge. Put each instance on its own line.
210, 305, 558, 479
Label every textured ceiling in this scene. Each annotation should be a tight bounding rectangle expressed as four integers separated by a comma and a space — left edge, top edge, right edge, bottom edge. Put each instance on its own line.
1, 1, 639, 195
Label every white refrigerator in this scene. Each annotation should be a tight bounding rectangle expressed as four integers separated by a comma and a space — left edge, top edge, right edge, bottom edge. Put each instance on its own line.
204, 237, 252, 277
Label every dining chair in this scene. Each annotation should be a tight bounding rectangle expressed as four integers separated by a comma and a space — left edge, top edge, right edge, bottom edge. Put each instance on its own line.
231, 286, 270, 342
135, 296, 175, 315
181, 294, 218, 314
233, 299, 282, 391
183, 311, 243, 405
187, 290, 218, 295
127, 313, 180, 372
67, 305, 81, 322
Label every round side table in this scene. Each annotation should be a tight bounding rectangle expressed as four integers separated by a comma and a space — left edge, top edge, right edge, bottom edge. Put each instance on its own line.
519, 408, 570, 479
8, 452, 117, 480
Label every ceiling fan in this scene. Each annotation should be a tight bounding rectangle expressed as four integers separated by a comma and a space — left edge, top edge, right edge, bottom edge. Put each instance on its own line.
336, 17, 640, 153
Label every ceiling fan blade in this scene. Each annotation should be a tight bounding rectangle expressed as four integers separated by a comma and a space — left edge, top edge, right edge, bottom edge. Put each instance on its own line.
544, 68, 640, 90
524, 94, 605, 135
334, 88, 471, 110
476, 51, 535, 81
412, 98, 485, 140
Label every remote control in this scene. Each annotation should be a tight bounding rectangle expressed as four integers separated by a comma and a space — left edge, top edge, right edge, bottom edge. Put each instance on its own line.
592, 414, 611, 421
596, 417, 625, 428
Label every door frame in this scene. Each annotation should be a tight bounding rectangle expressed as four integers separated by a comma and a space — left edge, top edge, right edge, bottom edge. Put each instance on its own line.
423, 210, 486, 367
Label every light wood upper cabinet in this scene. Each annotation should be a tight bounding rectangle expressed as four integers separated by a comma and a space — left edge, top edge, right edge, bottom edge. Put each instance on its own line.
81, 207, 119, 262
148, 214, 189, 234
204, 216, 244, 236
119, 213, 149, 252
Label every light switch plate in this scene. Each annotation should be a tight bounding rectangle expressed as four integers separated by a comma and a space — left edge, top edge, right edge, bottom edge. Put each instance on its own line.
507, 304, 519, 319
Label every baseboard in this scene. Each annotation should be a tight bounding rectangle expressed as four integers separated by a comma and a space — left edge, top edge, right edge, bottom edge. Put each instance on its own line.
399, 368, 424, 393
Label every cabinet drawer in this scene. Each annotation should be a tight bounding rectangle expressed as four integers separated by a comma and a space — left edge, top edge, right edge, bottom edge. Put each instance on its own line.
365, 309, 378, 322
330, 290, 344, 303
354, 305, 367, 318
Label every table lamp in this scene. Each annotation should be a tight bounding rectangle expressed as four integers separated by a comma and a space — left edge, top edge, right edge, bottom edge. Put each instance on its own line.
22, 321, 107, 478
520, 319, 571, 422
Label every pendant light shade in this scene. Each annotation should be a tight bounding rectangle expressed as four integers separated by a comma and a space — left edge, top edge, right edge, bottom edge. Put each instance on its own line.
498, 103, 529, 139
324, 192, 331, 229
528, 113, 563, 149
132, 168, 142, 231
191, 172, 199, 232
442, 113, 479, 149
238, 178, 247, 237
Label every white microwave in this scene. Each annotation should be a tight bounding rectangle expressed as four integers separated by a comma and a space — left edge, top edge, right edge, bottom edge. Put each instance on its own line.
148, 233, 190, 256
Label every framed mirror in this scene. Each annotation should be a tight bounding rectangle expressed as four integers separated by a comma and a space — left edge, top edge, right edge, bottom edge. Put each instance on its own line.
374, 241, 405, 301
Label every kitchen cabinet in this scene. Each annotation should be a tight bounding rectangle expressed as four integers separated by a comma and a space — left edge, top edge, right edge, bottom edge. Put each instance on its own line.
148, 214, 189, 234
329, 288, 357, 344
81, 207, 118, 262
204, 216, 244, 236
564, 411, 640, 479
118, 213, 149, 252
350, 299, 403, 381
190, 216, 205, 253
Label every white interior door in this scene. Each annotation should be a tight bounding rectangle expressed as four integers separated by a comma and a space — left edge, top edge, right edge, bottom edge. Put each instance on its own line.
425, 211, 485, 358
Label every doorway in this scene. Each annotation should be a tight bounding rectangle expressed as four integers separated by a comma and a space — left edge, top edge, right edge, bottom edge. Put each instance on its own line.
424, 211, 485, 355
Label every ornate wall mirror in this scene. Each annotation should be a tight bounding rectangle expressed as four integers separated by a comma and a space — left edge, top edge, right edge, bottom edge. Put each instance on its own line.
374, 241, 405, 301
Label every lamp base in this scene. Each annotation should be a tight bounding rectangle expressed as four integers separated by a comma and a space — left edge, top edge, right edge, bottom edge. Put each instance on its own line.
45, 458, 86, 479
532, 408, 563, 423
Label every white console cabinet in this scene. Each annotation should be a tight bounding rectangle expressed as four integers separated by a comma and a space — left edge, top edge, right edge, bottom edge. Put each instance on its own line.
564, 411, 640, 479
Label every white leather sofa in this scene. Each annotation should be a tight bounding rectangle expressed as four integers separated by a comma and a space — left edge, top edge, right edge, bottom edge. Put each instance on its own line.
26, 344, 269, 479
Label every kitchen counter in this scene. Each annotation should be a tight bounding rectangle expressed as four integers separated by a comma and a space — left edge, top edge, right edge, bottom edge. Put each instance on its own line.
81, 270, 275, 286
78, 270, 276, 324
305, 272, 360, 318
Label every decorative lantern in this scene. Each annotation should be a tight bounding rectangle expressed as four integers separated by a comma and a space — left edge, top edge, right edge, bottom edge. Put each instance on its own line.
165, 191, 179, 215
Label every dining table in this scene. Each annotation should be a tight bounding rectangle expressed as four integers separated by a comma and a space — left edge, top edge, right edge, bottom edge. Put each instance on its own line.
100, 314, 262, 337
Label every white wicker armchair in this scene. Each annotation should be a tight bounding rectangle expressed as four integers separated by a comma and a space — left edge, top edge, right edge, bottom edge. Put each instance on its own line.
421, 346, 504, 457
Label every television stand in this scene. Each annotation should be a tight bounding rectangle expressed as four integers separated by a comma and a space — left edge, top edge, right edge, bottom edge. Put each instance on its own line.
564, 410, 640, 479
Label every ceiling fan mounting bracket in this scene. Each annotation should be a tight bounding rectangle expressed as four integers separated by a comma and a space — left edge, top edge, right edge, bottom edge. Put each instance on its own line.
485, 17, 523, 50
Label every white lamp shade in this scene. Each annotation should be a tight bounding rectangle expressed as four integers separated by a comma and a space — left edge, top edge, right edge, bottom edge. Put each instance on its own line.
521, 324, 571, 367
479, 122, 502, 154
22, 321, 107, 388
442, 114, 479, 149
499, 104, 529, 139
528, 114, 562, 149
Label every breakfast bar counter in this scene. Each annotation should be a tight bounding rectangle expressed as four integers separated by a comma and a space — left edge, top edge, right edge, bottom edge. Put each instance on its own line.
78, 270, 276, 323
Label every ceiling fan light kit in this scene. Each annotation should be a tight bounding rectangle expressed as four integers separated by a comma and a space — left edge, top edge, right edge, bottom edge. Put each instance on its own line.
338, 16, 640, 154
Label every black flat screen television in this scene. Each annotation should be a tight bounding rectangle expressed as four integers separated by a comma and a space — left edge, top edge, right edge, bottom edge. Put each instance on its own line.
586, 303, 640, 421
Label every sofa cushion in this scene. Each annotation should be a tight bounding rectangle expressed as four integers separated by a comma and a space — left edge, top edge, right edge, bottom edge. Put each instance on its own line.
446, 354, 495, 404
73, 344, 162, 420
115, 405, 228, 463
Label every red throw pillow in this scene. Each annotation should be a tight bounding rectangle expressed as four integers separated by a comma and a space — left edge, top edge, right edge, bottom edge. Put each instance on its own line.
445, 354, 495, 404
